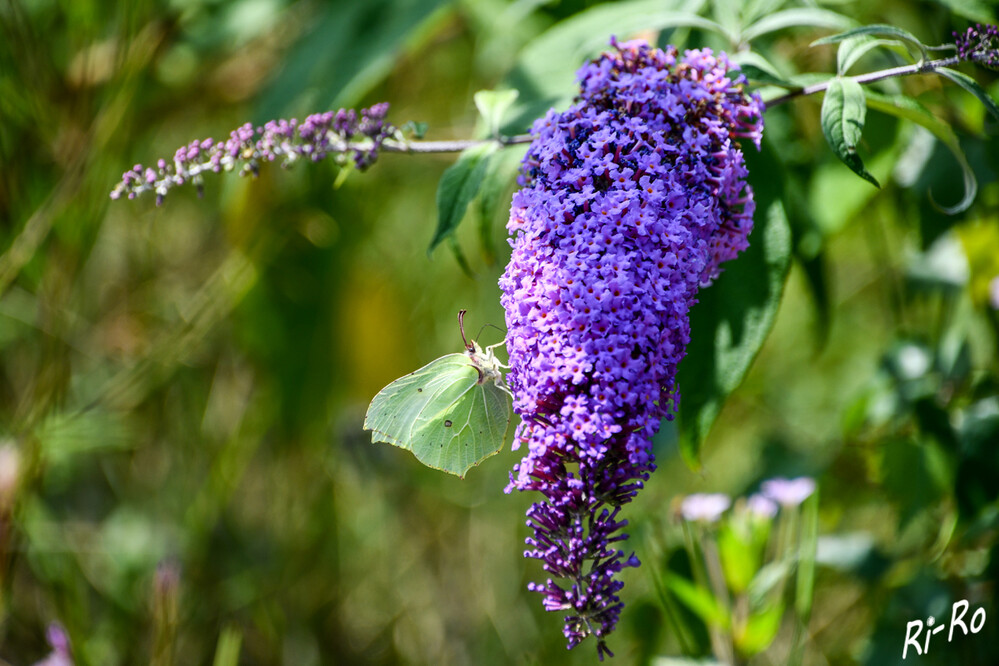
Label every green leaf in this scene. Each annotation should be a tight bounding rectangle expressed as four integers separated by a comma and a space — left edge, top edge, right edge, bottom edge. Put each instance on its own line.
477, 144, 528, 265
363, 328, 513, 478
664, 573, 730, 629
474, 89, 519, 139
730, 51, 800, 89
795, 491, 819, 619
742, 8, 856, 43
937, 67, 999, 122
507, 0, 718, 127
820, 78, 879, 188
212, 625, 243, 666
430, 143, 498, 253
812, 24, 928, 61
736, 602, 785, 656
676, 142, 793, 467
254, 0, 450, 121
836, 36, 905, 75
864, 91, 977, 214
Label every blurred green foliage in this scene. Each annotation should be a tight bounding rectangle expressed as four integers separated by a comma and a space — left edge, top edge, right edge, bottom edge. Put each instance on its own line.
1, 0, 998, 664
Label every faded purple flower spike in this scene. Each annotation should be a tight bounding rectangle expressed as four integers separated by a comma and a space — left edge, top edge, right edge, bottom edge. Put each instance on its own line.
500, 39, 763, 657
681, 493, 732, 523
110, 104, 395, 205
954, 23, 999, 70
760, 477, 816, 507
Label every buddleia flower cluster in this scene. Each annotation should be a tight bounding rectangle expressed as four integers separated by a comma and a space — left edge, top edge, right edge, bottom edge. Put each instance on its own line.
110, 104, 394, 205
499, 39, 764, 657
954, 23, 999, 71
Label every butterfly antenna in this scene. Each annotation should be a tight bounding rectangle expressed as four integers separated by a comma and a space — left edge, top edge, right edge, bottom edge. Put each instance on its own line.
458, 309, 472, 351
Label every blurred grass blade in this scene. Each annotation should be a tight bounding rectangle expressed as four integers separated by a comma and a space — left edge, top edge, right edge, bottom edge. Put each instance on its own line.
664, 573, 730, 629
865, 91, 976, 214
431, 143, 498, 254
212, 625, 242, 666
789, 490, 819, 666
820, 78, 879, 188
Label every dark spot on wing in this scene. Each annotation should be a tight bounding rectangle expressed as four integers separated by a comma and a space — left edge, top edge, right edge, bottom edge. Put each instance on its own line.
444, 419, 453, 427
417, 388, 423, 392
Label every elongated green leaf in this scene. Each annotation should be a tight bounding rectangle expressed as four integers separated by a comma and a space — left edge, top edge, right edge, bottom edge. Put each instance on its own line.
507, 0, 717, 127
255, 0, 450, 121
676, 142, 792, 467
821, 78, 879, 187
430, 143, 498, 253
812, 24, 928, 61
865, 91, 977, 214
474, 89, 519, 139
730, 51, 800, 89
477, 144, 528, 265
664, 573, 730, 629
938, 67, 999, 122
742, 8, 855, 43
736, 602, 785, 656
836, 36, 905, 75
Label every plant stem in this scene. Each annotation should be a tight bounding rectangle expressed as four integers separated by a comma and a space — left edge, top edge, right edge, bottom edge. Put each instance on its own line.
382, 134, 531, 154
385, 56, 966, 154
764, 56, 961, 107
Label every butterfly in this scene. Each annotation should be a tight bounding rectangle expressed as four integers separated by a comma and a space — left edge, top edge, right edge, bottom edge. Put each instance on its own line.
363, 311, 513, 478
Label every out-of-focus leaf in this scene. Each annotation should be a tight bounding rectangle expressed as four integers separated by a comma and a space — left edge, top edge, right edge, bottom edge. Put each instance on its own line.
835, 36, 905, 75
820, 77, 879, 187
930, 0, 996, 24
676, 141, 792, 468
507, 0, 716, 128
212, 625, 243, 666
664, 573, 730, 629
742, 8, 856, 43
865, 91, 976, 214
736, 601, 784, 656
474, 89, 519, 139
795, 491, 819, 619
730, 51, 800, 88
255, 0, 451, 121
937, 67, 999, 122
430, 143, 498, 254
476, 144, 527, 265
812, 24, 928, 61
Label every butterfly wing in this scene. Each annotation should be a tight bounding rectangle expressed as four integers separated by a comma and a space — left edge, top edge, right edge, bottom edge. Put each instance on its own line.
364, 351, 512, 477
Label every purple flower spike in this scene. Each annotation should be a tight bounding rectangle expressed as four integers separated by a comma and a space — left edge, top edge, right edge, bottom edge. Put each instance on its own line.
681, 493, 732, 523
500, 39, 763, 656
954, 23, 999, 71
761, 477, 816, 507
110, 104, 395, 204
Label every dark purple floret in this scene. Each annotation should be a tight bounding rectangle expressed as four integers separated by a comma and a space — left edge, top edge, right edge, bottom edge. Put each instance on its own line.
499, 38, 763, 657
954, 23, 999, 70
110, 104, 395, 204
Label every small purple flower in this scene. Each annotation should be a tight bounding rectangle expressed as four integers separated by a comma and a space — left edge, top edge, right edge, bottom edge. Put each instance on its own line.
681, 493, 732, 523
760, 477, 816, 507
746, 493, 779, 519
954, 23, 999, 70
110, 104, 395, 205
32, 623, 73, 666
501, 38, 763, 656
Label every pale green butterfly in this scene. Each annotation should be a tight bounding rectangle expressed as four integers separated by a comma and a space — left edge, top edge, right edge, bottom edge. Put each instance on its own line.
363, 311, 513, 478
